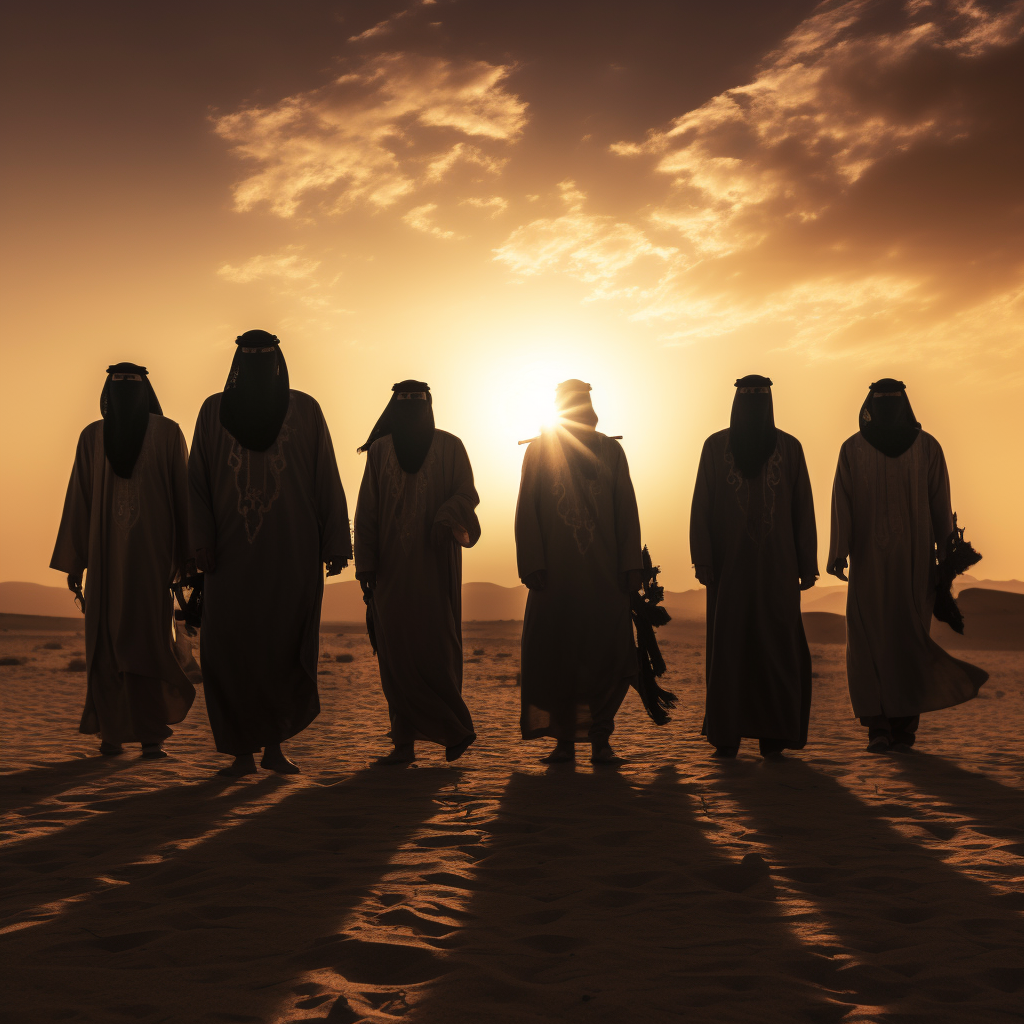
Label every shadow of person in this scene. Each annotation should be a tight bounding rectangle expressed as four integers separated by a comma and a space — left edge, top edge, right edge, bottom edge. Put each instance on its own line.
415, 765, 853, 1024
1, 773, 282, 927
714, 758, 1024, 1019
2, 766, 454, 1024
0, 755, 136, 814
887, 752, 1024, 875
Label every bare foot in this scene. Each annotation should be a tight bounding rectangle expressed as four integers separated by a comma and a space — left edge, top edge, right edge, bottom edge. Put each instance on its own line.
591, 743, 625, 766
542, 742, 575, 764
261, 746, 300, 774
446, 734, 476, 762
217, 755, 258, 777
376, 745, 415, 765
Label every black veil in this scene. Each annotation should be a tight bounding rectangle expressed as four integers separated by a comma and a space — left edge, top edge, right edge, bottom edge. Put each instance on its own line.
219, 329, 291, 452
728, 374, 777, 478
100, 362, 162, 478
859, 378, 920, 458
358, 380, 435, 473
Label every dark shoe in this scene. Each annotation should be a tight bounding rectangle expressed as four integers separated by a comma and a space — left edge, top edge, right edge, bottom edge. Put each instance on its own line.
376, 746, 415, 765
712, 746, 739, 758
99, 741, 124, 757
889, 741, 915, 754
141, 747, 168, 760
217, 754, 258, 777
866, 736, 890, 754
758, 739, 787, 758
261, 747, 300, 774
541, 742, 575, 764
446, 734, 475, 762
591, 743, 625, 766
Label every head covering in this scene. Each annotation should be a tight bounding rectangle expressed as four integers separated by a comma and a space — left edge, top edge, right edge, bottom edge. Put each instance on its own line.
728, 374, 777, 478
219, 330, 290, 452
555, 379, 599, 430
859, 378, 920, 458
100, 362, 162, 478
358, 380, 435, 473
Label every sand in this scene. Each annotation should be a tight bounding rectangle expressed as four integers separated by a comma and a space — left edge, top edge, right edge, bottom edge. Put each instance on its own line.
2, 622, 1022, 1023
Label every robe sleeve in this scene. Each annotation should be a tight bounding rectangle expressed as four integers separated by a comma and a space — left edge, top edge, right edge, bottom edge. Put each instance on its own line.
791, 441, 818, 580
612, 443, 643, 573
689, 438, 715, 570
353, 450, 380, 573
514, 442, 546, 580
434, 436, 481, 547
50, 427, 95, 575
828, 442, 854, 567
170, 424, 191, 578
927, 437, 954, 550
312, 403, 352, 561
187, 402, 217, 558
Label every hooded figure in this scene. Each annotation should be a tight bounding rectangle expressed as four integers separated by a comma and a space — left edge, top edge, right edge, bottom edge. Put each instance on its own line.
354, 381, 479, 764
51, 364, 197, 757
690, 376, 818, 758
515, 380, 643, 765
828, 380, 987, 752
188, 331, 351, 776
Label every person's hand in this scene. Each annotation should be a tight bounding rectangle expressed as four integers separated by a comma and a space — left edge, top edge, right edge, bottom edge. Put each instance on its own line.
827, 557, 849, 582
325, 556, 348, 577
523, 569, 547, 591
799, 575, 817, 591
621, 569, 642, 593
195, 548, 217, 573
66, 572, 82, 592
454, 526, 471, 547
694, 564, 713, 586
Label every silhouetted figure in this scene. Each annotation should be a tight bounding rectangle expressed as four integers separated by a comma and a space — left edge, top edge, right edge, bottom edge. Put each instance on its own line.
690, 376, 817, 759
50, 364, 197, 758
828, 379, 988, 753
515, 380, 642, 765
354, 381, 479, 764
188, 331, 350, 776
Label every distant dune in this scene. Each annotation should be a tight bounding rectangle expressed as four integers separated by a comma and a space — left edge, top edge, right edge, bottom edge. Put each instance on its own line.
931, 588, 1024, 651
802, 611, 847, 644
0, 582, 82, 619
0, 612, 84, 633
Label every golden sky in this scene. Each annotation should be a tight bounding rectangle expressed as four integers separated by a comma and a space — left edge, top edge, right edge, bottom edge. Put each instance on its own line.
2, 0, 1022, 589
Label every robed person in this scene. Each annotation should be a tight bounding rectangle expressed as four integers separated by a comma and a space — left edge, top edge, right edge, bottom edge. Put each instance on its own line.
188, 331, 351, 776
51, 363, 197, 758
515, 380, 643, 765
354, 381, 479, 764
828, 379, 987, 752
690, 375, 817, 759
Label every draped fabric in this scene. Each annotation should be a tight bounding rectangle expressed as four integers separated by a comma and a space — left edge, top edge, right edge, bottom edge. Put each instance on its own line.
829, 431, 987, 717
515, 429, 643, 741
358, 380, 436, 474
50, 416, 197, 743
354, 430, 479, 748
219, 333, 291, 453
690, 429, 818, 750
728, 375, 778, 479
189, 390, 351, 755
858, 378, 921, 458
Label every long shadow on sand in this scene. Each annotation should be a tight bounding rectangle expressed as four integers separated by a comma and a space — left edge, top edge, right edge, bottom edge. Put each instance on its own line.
417, 766, 856, 1024
889, 753, 1024, 835
0, 755, 137, 813
1, 773, 287, 927
2, 766, 454, 1024
715, 758, 1024, 1022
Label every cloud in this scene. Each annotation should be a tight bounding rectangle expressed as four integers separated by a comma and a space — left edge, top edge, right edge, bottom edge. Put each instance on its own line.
217, 247, 321, 283
495, 0, 1024, 360
494, 181, 676, 292
214, 52, 527, 218
403, 202, 458, 238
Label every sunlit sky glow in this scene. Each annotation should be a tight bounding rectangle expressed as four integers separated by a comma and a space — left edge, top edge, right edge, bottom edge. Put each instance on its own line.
2, 0, 1022, 588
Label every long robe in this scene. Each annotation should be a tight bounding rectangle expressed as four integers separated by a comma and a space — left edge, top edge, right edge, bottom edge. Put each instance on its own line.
188, 390, 350, 755
690, 429, 817, 750
515, 429, 642, 741
829, 431, 987, 718
50, 416, 197, 743
354, 430, 479, 749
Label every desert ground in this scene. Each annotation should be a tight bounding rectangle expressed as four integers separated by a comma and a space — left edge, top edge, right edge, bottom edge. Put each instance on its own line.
2, 621, 1023, 1023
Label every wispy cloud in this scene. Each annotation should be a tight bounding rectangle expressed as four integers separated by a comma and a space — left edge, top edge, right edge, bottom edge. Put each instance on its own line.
214, 52, 527, 218
217, 247, 321, 283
